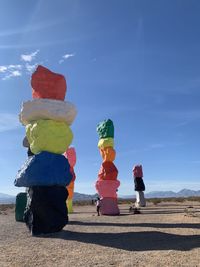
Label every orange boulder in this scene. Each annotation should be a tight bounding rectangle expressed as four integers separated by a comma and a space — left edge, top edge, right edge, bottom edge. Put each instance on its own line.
100, 147, 116, 162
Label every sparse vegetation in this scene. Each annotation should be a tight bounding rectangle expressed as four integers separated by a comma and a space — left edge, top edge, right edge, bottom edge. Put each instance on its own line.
119, 196, 200, 206
0, 204, 15, 212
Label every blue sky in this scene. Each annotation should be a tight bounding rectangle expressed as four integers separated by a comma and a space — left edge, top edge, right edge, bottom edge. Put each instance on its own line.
0, 0, 200, 196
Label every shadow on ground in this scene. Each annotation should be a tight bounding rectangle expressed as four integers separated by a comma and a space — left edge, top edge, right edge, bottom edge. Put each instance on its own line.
69, 221, 200, 229
48, 230, 200, 252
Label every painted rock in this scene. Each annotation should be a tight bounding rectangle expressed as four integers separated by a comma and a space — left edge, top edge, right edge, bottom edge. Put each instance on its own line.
31, 65, 66, 100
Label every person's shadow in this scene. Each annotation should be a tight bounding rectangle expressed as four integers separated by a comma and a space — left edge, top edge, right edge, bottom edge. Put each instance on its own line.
45, 228, 200, 252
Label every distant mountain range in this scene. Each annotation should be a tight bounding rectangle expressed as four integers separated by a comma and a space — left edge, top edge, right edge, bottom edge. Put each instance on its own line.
0, 189, 199, 204
0, 193, 16, 204
119, 189, 200, 199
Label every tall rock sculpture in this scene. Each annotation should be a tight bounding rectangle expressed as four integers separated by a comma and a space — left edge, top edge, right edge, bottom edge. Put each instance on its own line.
15, 65, 77, 235
95, 119, 120, 215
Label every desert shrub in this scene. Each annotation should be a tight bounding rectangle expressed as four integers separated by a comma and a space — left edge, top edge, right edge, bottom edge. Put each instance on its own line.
149, 198, 162, 205
0, 204, 15, 211
187, 196, 200, 202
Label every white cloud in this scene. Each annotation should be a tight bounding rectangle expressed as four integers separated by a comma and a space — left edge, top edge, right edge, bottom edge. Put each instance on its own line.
0, 66, 7, 73
59, 53, 75, 64
25, 63, 38, 73
0, 65, 22, 80
0, 51, 39, 80
0, 113, 21, 132
63, 53, 75, 59
21, 49, 39, 62
8, 64, 22, 70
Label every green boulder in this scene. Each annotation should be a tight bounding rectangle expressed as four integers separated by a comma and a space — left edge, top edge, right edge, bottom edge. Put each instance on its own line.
97, 119, 114, 139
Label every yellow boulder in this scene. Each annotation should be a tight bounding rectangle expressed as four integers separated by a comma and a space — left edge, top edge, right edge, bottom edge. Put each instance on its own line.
26, 119, 73, 154
98, 138, 114, 149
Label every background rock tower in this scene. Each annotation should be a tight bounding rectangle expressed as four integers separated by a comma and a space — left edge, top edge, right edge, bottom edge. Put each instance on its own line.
95, 119, 120, 215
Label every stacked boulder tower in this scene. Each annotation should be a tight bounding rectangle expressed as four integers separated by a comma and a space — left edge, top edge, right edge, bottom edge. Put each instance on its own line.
15, 65, 77, 235
95, 119, 120, 215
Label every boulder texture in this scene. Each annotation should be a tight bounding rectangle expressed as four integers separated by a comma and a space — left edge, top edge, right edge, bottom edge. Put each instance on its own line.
31, 65, 66, 100
98, 161, 118, 181
24, 186, 68, 235
26, 119, 73, 154
98, 137, 114, 149
20, 99, 77, 126
100, 147, 116, 162
14, 152, 72, 187
96, 119, 114, 139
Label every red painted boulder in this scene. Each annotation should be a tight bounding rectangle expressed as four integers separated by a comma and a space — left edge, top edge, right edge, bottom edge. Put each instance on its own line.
31, 65, 67, 100
98, 161, 118, 180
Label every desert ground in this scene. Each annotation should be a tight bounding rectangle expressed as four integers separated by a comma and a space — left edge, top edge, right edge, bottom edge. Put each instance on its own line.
0, 201, 199, 267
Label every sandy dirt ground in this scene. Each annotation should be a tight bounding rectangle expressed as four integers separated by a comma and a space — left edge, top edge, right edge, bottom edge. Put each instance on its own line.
0, 202, 200, 267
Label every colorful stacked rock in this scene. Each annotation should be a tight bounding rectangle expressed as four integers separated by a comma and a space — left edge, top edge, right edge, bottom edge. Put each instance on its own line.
63, 147, 76, 213
95, 119, 120, 215
15, 65, 77, 235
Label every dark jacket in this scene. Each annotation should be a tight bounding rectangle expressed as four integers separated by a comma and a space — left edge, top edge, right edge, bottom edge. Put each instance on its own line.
134, 177, 145, 191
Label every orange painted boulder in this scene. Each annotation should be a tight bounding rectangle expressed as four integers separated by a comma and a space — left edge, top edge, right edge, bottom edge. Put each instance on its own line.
31, 65, 66, 100
67, 181, 74, 199
70, 167, 76, 182
98, 161, 118, 180
100, 147, 116, 162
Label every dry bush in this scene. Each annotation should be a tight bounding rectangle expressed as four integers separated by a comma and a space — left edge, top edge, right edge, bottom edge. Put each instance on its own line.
0, 204, 15, 211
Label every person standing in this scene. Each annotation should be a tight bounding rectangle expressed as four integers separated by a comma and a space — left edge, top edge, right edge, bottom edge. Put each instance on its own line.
133, 165, 146, 214
96, 197, 101, 216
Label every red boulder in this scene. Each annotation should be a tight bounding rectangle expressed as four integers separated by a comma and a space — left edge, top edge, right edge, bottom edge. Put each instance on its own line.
98, 161, 118, 180
31, 65, 67, 100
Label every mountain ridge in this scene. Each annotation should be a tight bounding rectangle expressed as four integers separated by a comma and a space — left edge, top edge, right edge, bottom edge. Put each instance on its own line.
0, 189, 200, 204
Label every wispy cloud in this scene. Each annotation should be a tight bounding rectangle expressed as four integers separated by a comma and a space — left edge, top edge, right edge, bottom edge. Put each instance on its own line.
0, 113, 21, 132
0, 50, 40, 80
25, 63, 38, 73
21, 49, 39, 62
0, 65, 22, 80
59, 53, 75, 64
2, 70, 22, 80
0, 66, 7, 72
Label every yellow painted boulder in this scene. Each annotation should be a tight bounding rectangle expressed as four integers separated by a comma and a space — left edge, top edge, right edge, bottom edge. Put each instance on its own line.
98, 138, 114, 149
26, 119, 73, 154
67, 198, 73, 213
